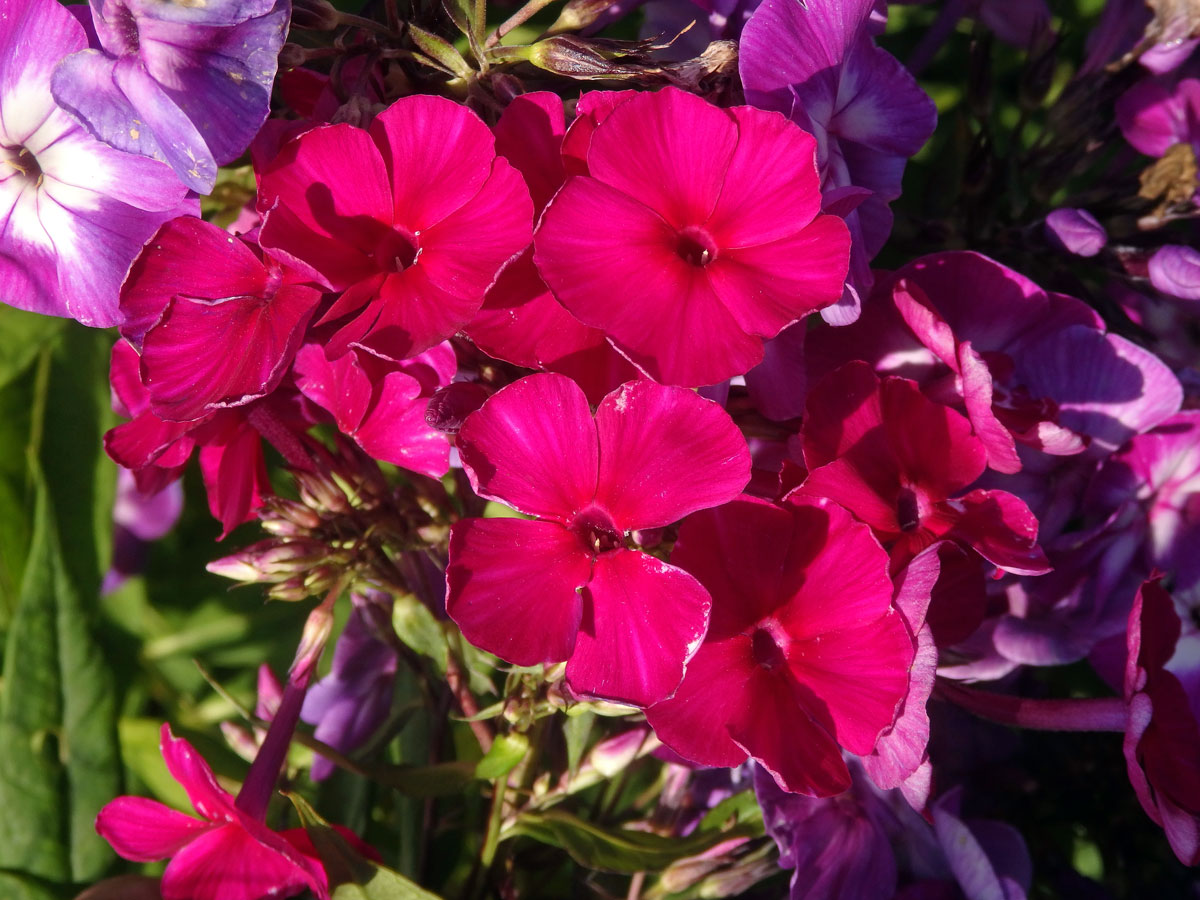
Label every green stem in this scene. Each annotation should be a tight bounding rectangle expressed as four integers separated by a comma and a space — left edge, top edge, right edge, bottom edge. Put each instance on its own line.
486, 0, 557, 47
480, 776, 508, 868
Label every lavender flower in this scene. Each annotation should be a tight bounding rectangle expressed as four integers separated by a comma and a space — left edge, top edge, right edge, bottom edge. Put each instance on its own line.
52, 0, 290, 193
0, 0, 192, 327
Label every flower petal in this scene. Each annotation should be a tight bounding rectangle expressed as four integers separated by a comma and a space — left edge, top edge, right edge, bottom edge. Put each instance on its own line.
593, 380, 750, 531
567, 549, 710, 707
446, 517, 589, 666
457, 373, 598, 522
96, 796, 213, 862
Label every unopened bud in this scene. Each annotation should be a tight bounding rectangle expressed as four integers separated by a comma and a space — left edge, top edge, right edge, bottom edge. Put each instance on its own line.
545, 0, 617, 34
207, 539, 329, 583
294, 470, 352, 516
278, 42, 311, 70
524, 35, 642, 79
221, 721, 261, 762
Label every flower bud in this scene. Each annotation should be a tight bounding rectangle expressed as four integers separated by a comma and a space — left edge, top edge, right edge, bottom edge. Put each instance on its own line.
524, 36, 643, 79
545, 0, 617, 35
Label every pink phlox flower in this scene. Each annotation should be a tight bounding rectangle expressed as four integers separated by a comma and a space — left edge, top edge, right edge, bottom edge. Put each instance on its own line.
533, 86, 850, 387
464, 92, 639, 404
257, 95, 533, 363
446, 373, 750, 707
1124, 576, 1200, 865
293, 341, 454, 478
645, 495, 914, 796
96, 724, 331, 900
104, 340, 277, 538
120, 215, 322, 424
792, 361, 1050, 577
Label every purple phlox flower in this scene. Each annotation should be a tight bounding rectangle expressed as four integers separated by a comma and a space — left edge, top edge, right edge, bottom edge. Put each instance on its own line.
1149, 245, 1200, 300
1082, 0, 1200, 75
1044, 208, 1108, 257
739, 0, 937, 321
1116, 76, 1200, 160
0, 0, 193, 327
102, 466, 184, 595
301, 591, 398, 781
51, 0, 290, 193
930, 786, 1033, 900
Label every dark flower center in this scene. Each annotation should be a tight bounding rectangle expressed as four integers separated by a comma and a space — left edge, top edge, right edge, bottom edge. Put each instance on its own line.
372, 227, 420, 272
751, 626, 787, 670
571, 506, 622, 555
896, 487, 921, 532
675, 226, 718, 267
3, 146, 42, 186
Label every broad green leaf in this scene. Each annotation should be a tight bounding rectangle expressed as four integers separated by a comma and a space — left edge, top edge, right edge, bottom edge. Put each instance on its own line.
507, 810, 758, 874
118, 717, 190, 811
0, 470, 120, 883
474, 732, 528, 780
0, 870, 70, 900
287, 793, 444, 899
0, 307, 65, 390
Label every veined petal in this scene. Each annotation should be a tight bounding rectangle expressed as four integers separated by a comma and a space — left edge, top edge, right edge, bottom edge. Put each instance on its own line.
586, 87, 736, 229
371, 95, 496, 232
567, 549, 710, 707
159, 724, 237, 822
258, 124, 393, 291
457, 373, 599, 522
644, 636, 757, 767
705, 105, 822, 248
593, 380, 749, 531
706, 213, 850, 338
446, 518, 590, 666
160, 821, 325, 900
111, 56, 217, 193
96, 796, 213, 862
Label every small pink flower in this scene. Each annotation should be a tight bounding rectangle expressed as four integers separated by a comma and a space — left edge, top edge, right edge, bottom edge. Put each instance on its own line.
533, 86, 850, 387
96, 725, 330, 900
257, 95, 532, 362
793, 361, 1050, 575
645, 495, 914, 796
446, 373, 750, 706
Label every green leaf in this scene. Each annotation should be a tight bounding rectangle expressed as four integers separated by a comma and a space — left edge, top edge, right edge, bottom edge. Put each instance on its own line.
0, 467, 120, 883
0, 307, 64, 390
0, 870, 71, 900
474, 732, 528, 779
563, 709, 594, 777
287, 793, 445, 899
408, 24, 474, 77
370, 760, 478, 796
696, 790, 763, 834
507, 810, 758, 874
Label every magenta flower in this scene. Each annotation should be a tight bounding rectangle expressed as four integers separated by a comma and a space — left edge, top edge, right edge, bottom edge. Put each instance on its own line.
0, 0, 192, 327
258, 95, 533, 362
739, 0, 936, 309
293, 342, 454, 478
533, 86, 850, 387
119, 216, 322, 423
52, 0, 290, 193
645, 496, 914, 796
1124, 577, 1200, 866
793, 361, 1050, 576
1116, 77, 1200, 160
446, 373, 750, 706
97, 725, 330, 900
464, 92, 638, 404
1149, 245, 1200, 300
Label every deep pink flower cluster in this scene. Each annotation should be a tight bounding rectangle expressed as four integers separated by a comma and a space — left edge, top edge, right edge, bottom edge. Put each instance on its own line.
27, 0, 1196, 890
